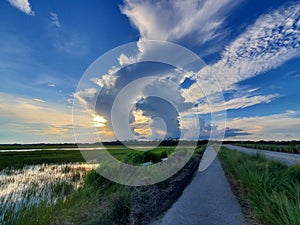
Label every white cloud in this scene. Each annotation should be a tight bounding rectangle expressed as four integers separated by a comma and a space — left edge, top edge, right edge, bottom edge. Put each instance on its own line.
181, 93, 278, 115
121, 0, 240, 43
33, 98, 46, 103
50, 12, 61, 28
7, 0, 34, 15
208, 2, 300, 91
73, 87, 98, 112
181, 2, 300, 114
130, 108, 151, 138
219, 111, 300, 141
91, 67, 118, 89
74, 2, 300, 142
118, 53, 137, 66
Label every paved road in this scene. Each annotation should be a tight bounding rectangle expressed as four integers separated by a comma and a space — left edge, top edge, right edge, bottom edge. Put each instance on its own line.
223, 144, 300, 166
155, 146, 245, 225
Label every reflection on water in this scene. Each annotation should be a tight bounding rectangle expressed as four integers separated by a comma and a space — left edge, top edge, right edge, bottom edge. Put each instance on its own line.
0, 163, 96, 224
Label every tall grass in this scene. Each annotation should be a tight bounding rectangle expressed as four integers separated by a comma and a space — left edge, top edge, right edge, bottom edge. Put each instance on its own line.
237, 143, 300, 154
1, 146, 201, 225
0, 163, 96, 224
219, 147, 300, 225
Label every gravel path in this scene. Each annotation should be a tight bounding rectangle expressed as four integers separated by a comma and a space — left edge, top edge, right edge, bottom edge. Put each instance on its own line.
154, 146, 245, 225
223, 144, 300, 165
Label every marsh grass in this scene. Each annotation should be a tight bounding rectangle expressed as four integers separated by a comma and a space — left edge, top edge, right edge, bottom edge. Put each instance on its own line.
1, 146, 198, 225
219, 147, 300, 225
0, 163, 96, 224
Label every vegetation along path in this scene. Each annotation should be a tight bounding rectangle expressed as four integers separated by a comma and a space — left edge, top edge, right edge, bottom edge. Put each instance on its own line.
223, 144, 300, 165
154, 146, 245, 225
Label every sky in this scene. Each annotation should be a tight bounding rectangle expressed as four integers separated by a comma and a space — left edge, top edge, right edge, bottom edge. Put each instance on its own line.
0, 0, 300, 143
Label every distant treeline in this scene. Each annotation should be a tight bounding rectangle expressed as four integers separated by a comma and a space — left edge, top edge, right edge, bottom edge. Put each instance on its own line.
0, 140, 209, 150
2, 140, 299, 151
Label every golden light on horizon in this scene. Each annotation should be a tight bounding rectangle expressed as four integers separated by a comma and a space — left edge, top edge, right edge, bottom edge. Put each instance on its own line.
93, 114, 107, 128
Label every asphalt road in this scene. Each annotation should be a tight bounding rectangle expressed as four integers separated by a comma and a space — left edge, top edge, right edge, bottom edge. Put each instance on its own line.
155, 146, 245, 225
223, 144, 300, 165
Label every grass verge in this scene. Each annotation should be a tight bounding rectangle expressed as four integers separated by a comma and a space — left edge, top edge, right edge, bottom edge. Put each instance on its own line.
219, 147, 300, 225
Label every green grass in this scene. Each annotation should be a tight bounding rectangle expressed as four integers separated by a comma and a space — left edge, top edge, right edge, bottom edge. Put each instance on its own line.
0, 146, 178, 170
0, 150, 85, 170
1, 146, 203, 224
7, 171, 133, 225
219, 147, 300, 225
236, 143, 300, 154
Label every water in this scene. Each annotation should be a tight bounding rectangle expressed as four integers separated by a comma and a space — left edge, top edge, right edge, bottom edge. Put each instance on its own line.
0, 163, 96, 224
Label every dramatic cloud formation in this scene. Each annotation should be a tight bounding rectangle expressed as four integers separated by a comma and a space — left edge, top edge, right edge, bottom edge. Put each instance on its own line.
7, 0, 34, 15
183, 2, 300, 112
121, 0, 241, 44
73, 1, 300, 142
211, 2, 300, 91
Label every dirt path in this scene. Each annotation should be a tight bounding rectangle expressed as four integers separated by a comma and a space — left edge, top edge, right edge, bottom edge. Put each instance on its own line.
153, 146, 245, 225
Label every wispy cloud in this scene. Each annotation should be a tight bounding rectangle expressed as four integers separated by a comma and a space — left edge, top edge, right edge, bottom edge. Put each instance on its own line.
7, 0, 34, 15
121, 0, 241, 44
50, 12, 61, 28
183, 93, 278, 115
0, 92, 90, 143
33, 98, 46, 103
219, 110, 300, 140
183, 1, 300, 111
209, 2, 300, 91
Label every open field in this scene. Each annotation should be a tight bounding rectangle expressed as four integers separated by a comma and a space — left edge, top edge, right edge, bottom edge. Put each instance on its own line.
219, 147, 300, 225
0, 146, 176, 170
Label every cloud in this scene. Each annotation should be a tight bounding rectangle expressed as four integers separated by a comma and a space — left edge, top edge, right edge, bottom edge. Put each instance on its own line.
50, 12, 61, 28
7, 0, 34, 15
224, 128, 251, 138
207, 2, 300, 92
130, 108, 151, 138
179, 117, 250, 140
73, 88, 98, 112
121, 0, 241, 44
181, 2, 300, 114
91, 67, 118, 89
0, 92, 91, 143
219, 110, 300, 140
33, 98, 46, 103
191, 94, 279, 114
73, 2, 300, 142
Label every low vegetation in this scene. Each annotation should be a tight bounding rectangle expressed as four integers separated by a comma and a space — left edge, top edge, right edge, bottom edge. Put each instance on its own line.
228, 141, 300, 154
1, 145, 204, 225
219, 147, 300, 225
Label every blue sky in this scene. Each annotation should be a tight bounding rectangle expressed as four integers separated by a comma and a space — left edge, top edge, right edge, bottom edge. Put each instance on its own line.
0, 0, 300, 143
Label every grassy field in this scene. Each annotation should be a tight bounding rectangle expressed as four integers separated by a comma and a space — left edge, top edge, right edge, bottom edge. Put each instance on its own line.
1, 145, 204, 225
0, 147, 176, 170
219, 147, 300, 225
233, 142, 300, 154
0, 144, 77, 150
